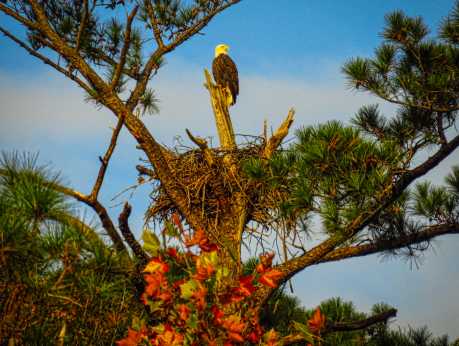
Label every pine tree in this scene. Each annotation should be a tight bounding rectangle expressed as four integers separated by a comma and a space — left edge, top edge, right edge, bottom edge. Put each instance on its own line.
1, 1, 459, 344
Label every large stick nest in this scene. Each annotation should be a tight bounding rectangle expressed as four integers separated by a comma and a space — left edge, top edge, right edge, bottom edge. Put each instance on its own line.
142, 141, 293, 230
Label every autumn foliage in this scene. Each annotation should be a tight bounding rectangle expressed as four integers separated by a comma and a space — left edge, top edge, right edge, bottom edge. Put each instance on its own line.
117, 217, 324, 345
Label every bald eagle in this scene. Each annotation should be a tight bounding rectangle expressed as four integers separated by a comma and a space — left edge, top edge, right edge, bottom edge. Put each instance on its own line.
212, 44, 239, 107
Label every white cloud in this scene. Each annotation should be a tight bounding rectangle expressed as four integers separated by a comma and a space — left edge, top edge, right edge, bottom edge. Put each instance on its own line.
1, 60, 459, 339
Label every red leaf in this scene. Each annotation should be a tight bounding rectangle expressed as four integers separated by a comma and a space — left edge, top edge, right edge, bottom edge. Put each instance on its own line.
221, 315, 245, 334
167, 247, 179, 259
211, 305, 224, 324
184, 229, 218, 252
231, 275, 256, 300
227, 332, 244, 343
171, 212, 184, 233
258, 269, 283, 288
143, 274, 164, 297
177, 304, 191, 321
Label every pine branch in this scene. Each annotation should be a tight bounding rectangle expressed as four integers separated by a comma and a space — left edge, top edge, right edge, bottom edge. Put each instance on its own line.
74, 0, 89, 53
0, 167, 126, 253
144, 0, 165, 49
316, 222, 459, 265
0, 3, 40, 30
17, 1, 206, 233
254, 133, 459, 305
51, 212, 108, 250
282, 309, 397, 345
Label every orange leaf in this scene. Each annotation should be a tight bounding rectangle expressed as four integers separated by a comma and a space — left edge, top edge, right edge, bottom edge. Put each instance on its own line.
258, 269, 283, 288
184, 229, 218, 252
116, 327, 145, 346
308, 307, 326, 333
143, 257, 169, 274
221, 315, 245, 334
193, 257, 215, 281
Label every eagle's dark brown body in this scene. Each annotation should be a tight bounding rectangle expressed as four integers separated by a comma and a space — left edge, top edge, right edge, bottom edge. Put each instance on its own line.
212, 53, 239, 106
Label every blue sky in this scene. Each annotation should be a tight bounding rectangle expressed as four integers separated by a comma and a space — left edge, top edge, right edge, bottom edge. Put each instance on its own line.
1, 0, 459, 339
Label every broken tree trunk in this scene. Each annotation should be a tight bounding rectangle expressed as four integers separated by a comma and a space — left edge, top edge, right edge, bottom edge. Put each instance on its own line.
204, 69, 236, 150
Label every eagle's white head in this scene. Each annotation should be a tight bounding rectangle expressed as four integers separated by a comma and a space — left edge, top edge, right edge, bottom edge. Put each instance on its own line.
215, 44, 229, 58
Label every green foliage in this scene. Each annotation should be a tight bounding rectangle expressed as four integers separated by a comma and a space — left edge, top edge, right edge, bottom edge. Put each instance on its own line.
343, 3, 459, 152
245, 121, 403, 235
0, 152, 145, 344
411, 167, 459, 223
262, 291, 458, 346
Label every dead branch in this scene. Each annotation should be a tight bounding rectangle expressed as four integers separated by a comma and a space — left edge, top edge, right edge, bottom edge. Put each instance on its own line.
185, 128, 214, 166
110, 5, 139, 89
118, 202, 150, 264
204, 69, 236, 149
136, 165, 156, 178
264, 108, 295, 158
90, 114, 125, 201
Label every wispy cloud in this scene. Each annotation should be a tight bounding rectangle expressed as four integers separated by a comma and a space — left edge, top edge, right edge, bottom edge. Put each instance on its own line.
1, 60, 458, 339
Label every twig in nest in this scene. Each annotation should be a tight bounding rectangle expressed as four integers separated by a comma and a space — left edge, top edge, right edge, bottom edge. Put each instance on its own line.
186, 128, 215, 166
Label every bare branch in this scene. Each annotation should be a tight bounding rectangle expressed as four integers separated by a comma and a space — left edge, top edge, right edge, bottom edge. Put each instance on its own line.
185, 128, 214, 166
326, 308, 397, 333
0, 26, 92, 94
90, 114, 125, 201
317, 223, 459, 265
0, 3, 40, 30
110, 5, 139, 89
144, 0, 165, 49
263, 108, 295, 158
118, 202, 150, 264
55, 185, 127, 253
74, 0, 89, 53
